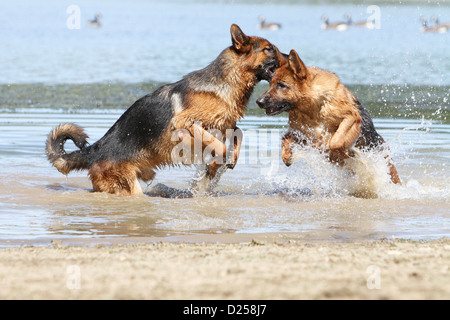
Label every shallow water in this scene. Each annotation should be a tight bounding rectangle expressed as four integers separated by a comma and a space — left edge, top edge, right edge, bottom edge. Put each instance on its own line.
0, 112, 448, 244
0, 0, 449, 246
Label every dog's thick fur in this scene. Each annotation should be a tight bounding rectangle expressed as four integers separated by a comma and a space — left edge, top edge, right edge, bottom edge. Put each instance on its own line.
46, 25, 279, 195
256, 49, 401, 185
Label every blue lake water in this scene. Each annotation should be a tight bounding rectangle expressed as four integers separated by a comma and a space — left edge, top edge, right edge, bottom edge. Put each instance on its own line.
1, 0, 449, 85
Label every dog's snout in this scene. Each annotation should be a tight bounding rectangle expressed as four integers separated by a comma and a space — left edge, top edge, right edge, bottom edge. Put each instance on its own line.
256, 96, 267, 108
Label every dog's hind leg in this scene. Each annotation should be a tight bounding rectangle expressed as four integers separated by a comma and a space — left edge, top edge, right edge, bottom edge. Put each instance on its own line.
137, 166, 156, 183
89, 161, 143, 196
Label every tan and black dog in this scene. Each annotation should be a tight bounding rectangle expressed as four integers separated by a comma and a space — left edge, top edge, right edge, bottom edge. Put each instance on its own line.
46, 24, 279, 195
256, 49, 401, 185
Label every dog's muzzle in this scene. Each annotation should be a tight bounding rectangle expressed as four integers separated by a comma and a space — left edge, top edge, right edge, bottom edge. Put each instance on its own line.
256, 96, 292, 116
256, 59, 278, 81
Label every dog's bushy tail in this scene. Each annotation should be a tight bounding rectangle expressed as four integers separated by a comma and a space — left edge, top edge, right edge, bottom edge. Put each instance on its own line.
46, 123, 90, 174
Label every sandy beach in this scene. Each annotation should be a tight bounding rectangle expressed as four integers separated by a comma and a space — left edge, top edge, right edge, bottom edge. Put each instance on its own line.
0, 235, 449, 300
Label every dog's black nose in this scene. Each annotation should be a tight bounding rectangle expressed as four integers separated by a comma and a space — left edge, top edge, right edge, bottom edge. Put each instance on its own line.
256, 96, 266, 108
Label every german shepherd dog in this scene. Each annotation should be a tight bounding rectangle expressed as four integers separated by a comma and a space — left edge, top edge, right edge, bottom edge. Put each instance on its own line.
256, 49, 401, 185
46, 25, 279, 195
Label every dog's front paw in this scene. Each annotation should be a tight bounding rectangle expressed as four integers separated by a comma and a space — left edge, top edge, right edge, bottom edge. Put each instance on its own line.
328, 139, 344, 152
282, 155, 293, 167
281, 138, 293, 166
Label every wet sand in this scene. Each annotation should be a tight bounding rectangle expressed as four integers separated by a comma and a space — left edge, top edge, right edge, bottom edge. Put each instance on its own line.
1, 235, 449, 300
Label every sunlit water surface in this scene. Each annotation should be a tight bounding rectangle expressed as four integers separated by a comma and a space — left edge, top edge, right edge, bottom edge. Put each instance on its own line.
0, 112, 448, 245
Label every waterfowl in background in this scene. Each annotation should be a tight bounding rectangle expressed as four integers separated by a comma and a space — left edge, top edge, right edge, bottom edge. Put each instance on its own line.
430, 16, 449, 33
258, 16, 281, 30
87, 14, 101, 28
321, 15, 348, 31
421, 16, 447, 33
345, 13, 376, 29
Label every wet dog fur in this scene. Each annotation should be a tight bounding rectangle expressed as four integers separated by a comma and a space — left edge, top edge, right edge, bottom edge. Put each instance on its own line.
46, 24, 279, 195
256, 49, 401, 185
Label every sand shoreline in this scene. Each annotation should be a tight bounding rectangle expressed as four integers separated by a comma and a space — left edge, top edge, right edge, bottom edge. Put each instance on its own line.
0, 235, 449, 300
0, 232, 397, 248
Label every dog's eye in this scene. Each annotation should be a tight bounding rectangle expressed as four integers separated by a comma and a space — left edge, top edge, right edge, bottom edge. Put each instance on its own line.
263, 46, 274, 53
277, 82, 288, 89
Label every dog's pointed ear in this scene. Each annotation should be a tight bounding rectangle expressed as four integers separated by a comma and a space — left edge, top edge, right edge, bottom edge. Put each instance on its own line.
288, 49, 308, 80
276, 48, 289, 67
231, 24, 250, 53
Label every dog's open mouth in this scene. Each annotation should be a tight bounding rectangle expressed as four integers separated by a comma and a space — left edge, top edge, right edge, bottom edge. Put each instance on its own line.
264, 103, 292, 116
258, 60, 278, 81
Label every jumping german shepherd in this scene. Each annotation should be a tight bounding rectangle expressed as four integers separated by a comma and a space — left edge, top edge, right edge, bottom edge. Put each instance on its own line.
46, 24, 279, 195
256, 49, 401, 185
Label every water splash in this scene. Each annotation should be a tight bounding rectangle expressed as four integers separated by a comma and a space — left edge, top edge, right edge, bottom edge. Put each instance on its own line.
189, 164, 229, 196
264, 144, 408, 200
